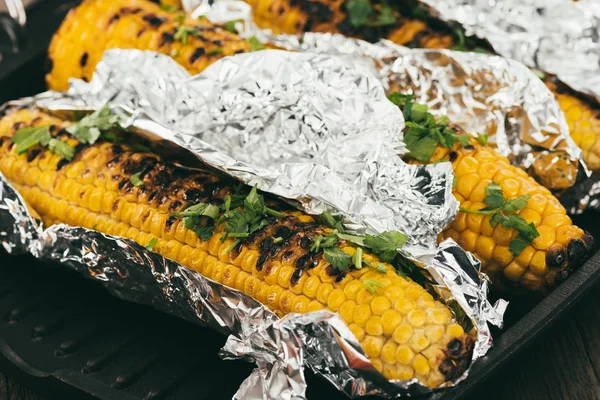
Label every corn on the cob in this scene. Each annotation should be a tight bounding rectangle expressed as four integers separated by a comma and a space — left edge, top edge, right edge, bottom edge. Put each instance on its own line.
422, 138, 593, 293
46, 0, 252, 91
0, 107, 475, 387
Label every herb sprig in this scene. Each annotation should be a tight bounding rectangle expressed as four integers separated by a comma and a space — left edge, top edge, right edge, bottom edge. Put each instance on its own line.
460, 182, 539, 256
387, 92, 471, 162
346, 0, 396, 28
12, 126, 76, 160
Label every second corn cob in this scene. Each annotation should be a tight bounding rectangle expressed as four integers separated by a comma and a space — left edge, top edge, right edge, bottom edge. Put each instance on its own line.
0, 107, 475, 387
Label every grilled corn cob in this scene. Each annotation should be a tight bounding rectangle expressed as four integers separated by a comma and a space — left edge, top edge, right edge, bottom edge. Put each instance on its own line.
46, 0, 252, 91
423, 138, 593, 293
0, 107, 475, 387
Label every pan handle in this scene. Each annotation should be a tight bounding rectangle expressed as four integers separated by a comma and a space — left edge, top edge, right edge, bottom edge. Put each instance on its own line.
1, 0, 26, 27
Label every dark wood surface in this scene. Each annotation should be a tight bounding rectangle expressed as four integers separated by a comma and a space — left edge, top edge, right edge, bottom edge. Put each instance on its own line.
0, 288, 598, 400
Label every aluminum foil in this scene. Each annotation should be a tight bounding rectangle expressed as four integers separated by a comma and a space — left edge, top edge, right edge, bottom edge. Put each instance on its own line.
186, 0, 589, 209
1, 49, 506, 398
419, 0, 600, 103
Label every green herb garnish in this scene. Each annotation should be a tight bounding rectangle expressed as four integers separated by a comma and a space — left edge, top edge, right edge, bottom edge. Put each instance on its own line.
476, 134, 489, 146
12, 126, 51, 155
48, 139, 75, 160
363, 279, 386, 294
175, 12, 185, 24
388, 92, 474, 162
324, 247, 353, 272
363, 231, 408, 262
208, 48, 223, 55
318, 211, 346, 233
224, 20, 239, 33
66, 104, 120, 145
460, 182, 539, 256
145, 237, 159, 251
174, 26, 200, 44
160, 4, 178, 12
346, 0, 396, 28
248, 36, 265, 51
130, 172, 145, 187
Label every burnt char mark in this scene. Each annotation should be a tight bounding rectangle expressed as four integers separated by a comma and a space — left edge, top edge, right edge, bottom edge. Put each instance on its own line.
335, 272, 347, 283
256, 253, 268, 272
295, 254, 310, 269
190, 48, 206, 64
404, 29, 431, 48
80, 52, 89, 68
546, 245, 566, 268
165, 216, 177, 231
12, 122, 24, 131
168, 200, 183, 212
259, 237, 274, 253
108, 13, 120, 25
448, 151, 458, 162
305, 1, 333, 22
299, 236, 312, 250
26, 148, 42, 162
141, 211, 151, 224
234, 49, 245, 54
142, 14, 166, 27
290, 268, 303, 286
148, 191, 159, 202
160, 32, 175, 46
270, 242, 284, 258
56, 158, 71, 171
120, 7, 142, 14
325, 264, 338, 277
274, 226, 291, 239
183, 188, 204, 204
110, 145, 124, 155
137, 29, 146, 38
118, 179, 130, 190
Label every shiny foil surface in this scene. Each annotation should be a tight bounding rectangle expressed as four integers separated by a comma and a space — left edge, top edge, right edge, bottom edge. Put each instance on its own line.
1, 49, 505, 398
419, 0, 600, 102
185, 0, 589, 210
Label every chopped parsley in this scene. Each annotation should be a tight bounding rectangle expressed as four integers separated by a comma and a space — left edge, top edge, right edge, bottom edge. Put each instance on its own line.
208, 48, 224, 55
12, 126, 51, 155
224, 20, 240, 34
363, 279, 386, 294
171, 202, 220, 242
324, 247, 352, 272
48, 138, 75, 160
248, 36, 265, 51
12, 126, 75, 160
318, 211, 346, 233
476, 134, 489, 146
175, 12, 186, 24
387, 92, 472, 162
459, 182, 540, 256
174, 26, 200, 45
130, 172, 145, 187
346, 0, 396, 28
145, 237, 159, 251
66, 104, 120, 145
159, 4, 178, 12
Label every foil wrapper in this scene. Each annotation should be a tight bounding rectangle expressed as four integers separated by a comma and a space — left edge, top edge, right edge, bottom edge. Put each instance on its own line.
1, 49, 506, 398
187, 0, 589, 210
419, 0, 600, 103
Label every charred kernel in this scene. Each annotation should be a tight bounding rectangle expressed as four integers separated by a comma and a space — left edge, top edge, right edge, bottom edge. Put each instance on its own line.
290, 268, 303, 286
270, 243, 283, 257
79, 52, 89, 67
256, 253, 268, 272
439, 359, 457, 378
137, 28, 146, 37
546, 245, 566, 267
190, 48, 206, 64
555, 269, 570, 285
295, 254, 310, 269
56, 158, 70, 171
108, 13, 120, 24
168, 200, 183, 211
335, 272, 347, 283
274, 226, 291, 239
160, 32, 175, 45
259, 237, 274, 253
165, 216, 177, 230
142, 14, 165, 27
447, 339, 463, 356
567, 238, 587, 263
282, 250, 294, 260
26, 149, 42, 162
299, 236, 312, 249
448, 151, 458, 162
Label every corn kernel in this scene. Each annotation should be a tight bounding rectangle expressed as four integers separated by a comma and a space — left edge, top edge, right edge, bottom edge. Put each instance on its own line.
339, 300, 357, 323
353, 304, 372, 327
366, 316, 383, 336
533, 225, 555, 250
381, 341, 398, 364
349, 324, 365, 342
327, 289, 346, 311
530, 251, 547, 275
413, 354, 430, 375
362, 336, 384, 358
393, 323, 413, 344
381, 310, 402, 335
395, 344, 415, 365
316, 283, 333, 304
446, 323, 464, 338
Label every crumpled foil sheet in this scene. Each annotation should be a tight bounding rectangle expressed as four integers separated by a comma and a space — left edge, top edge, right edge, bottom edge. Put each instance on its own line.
1, 49, 506, 398
186, 0, 589, 211
419, 0, 600, 103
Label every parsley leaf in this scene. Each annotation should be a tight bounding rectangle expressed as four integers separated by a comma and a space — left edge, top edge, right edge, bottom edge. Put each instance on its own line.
318, 211, 345, 233
347, 0, 373, 27
12, 126, 51, 155
171, 203, 220, 220
369, 4, 395, 26
224, 20, 239, 33
363, 230, 408, 262
174, 26, 200, 44
460, 182, 539, 256
130, 172, 145, 187
145, 237, 158, 251
387, 92, 414, 107
324, 247, 352, 272
248, 36, 265, 51
208, 48, 223, 55
160, 4, 178, 12
48, 139, 75, 160
66, 104, 120, 144
175, 12, 185, 24
476, 134, 489, 146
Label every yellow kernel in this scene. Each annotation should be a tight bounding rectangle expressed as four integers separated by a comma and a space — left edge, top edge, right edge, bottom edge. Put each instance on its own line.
316, 283, 333, 304
556, 225, 583, 245
542, 214, 571, 230
278, 266, 295, 289
371, 296, 391, 316
410, 331, 429, 352
266, 286, 284, 308
456, 173, 480, 199
430, 307, 452, 325
394, 298, 416, 314
384, 285, 405, 302
241, 250, 258, 272
500, 178, 520, 199
519, 208, 542, 227
453, 210, 468, 232
466, 212, 484, 234
396, 344, 415, 365
381, 310, 402, 335
526, 193, 548, 215
302, 275, 321, 298
446, 323, 464, 338
475, 236, 495, 262
279, 290, 295, 313
530, 251, 547, 275
392, 323, 413, 344
365, 316, 383, 336
407, 309, 426, 327
362, 336, 384, 358
477, 162, 498, 181
493, 245, 513, 267
292, 295, 310, 313
339, 300, 357, 323
327, 289, 346, 311
355, 288, 375, 305
504, 261, 525, 282
533, 225, 555, 250
455, 156, 479, 177
460, 230, 478, 252
424, 325, 444, 343
516, 246, 536, 267
381, 341, 398, 364
349, 324, 365, 342
413, 354, 430, 375
370, 358, 383, 374
343, 280, 364, 300
397, 365, 415, 381
493, 224, 515, 246
354, 304, 372, 326
306, 300, 323, 312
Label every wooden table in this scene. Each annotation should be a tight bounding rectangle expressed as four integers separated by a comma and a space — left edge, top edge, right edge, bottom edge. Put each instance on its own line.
0, 287, 598, 400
